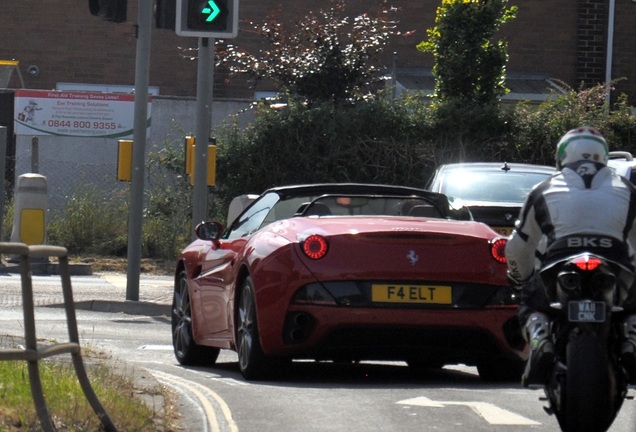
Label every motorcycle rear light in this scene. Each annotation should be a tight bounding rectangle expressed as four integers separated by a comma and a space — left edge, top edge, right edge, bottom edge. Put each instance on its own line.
301, 234, 328, 260
572, 255, 603, 271
490, 238, 507, 264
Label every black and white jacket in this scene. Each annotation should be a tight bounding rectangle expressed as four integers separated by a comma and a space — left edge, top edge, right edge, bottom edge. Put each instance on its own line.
505, 160, 636, 284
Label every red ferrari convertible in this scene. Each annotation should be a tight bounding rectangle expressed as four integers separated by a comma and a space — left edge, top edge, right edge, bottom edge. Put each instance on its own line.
172, 183, 527, 381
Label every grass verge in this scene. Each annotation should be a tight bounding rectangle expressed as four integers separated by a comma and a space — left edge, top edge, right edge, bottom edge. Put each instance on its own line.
0, 336, 179, 431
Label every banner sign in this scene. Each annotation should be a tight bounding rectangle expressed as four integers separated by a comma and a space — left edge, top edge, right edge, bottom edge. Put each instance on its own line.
14, 89, 151, 138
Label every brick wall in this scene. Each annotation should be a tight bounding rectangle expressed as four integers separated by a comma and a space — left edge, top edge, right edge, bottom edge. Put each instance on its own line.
577, 0, 608, 86
502, 0, 578, 83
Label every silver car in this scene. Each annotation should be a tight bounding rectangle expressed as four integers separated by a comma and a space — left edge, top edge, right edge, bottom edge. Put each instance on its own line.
426, 162, 555, 236
608, 151, 636, 183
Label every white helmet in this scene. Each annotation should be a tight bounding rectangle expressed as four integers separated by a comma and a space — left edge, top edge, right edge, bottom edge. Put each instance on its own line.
556, 126, 609, 169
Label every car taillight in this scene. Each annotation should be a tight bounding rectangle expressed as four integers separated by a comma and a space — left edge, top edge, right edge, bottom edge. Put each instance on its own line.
490, 238, 507, 263
301, 234, 328, 260
572, 255, 603, 271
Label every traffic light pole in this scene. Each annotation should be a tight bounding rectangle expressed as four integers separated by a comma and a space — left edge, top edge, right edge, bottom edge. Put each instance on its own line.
191, 37, 214, 235
174, 0, 236, 234
126, 0, 153, 301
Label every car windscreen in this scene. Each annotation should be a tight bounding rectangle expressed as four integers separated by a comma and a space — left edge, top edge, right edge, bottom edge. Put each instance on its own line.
441, 171, 550, 204
293, 195, 443, 218
228, 192, 455, 240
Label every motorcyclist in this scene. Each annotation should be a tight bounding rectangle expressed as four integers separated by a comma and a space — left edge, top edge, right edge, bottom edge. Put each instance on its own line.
505, 126, 636, 387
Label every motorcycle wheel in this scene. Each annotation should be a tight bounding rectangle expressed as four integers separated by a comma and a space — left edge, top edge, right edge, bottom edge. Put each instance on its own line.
558, 334, 615, 432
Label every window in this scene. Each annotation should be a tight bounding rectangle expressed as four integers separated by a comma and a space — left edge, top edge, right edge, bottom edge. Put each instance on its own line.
226, 193, 280, 239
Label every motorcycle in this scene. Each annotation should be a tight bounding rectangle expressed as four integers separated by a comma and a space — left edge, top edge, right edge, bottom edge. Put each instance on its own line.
536, 234, 636, 432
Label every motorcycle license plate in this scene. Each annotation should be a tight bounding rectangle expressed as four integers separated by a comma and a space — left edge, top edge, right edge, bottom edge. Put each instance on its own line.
568, 301, 606, 322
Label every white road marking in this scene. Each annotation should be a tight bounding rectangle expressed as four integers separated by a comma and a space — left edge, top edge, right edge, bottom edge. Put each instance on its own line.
101, 274, 127, 289
101, 274, 174, 288
397, 396, 541, 425
150, 369, 239, 432
138, 344, 173, 350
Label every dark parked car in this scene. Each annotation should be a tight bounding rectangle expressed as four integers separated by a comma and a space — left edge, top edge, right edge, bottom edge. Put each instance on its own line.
426, 162, 555, 236
172, 183, 526, 381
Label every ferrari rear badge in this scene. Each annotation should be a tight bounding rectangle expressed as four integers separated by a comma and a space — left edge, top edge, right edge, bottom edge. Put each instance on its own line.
407, 250, 419, 266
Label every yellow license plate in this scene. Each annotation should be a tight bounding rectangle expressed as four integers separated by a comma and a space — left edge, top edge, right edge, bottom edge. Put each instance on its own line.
493, 227, 513, 236
371, 284, 452, 304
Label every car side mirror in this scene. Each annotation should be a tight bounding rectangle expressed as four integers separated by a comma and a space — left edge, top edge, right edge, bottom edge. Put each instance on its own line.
195, 221, 224, 241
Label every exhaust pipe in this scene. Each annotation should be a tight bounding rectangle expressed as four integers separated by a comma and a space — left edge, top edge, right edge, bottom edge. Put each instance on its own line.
284, 312, 315, 344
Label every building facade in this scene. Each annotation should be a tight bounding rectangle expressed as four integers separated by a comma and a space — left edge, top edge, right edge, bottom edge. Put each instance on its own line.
1, 0, 635, 104
0, 0, 635, 211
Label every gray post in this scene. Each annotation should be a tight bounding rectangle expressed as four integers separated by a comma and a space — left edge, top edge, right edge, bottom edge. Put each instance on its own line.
31, 136, 39, 173
126, 0, 153, 301
192, 37, 214, 235
0, 126, 6, 243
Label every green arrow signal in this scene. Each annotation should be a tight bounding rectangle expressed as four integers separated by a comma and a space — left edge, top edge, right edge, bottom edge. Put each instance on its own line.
201, 0, 221, 22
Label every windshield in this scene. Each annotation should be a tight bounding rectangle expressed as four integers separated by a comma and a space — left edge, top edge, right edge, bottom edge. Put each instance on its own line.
442, 171, 549, 204
226, 192, 452, 240
226, 193, 393, 239
293, 195, 441, 218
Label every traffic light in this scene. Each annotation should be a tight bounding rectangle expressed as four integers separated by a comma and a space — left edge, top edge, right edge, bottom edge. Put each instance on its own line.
184, 136, 216, 186
184, 135, 195, 175
175, 0, 238, 38
117, 139, 133, 182
155, 0, 176, 30
88, 0, 127, 23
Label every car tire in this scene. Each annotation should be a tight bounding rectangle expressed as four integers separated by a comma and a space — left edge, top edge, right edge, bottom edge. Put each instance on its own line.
237, 276, 273, 380
172, 270, 220, 366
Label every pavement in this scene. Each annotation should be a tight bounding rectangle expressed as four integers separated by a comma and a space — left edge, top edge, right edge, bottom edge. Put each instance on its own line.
0, 261, 173, 316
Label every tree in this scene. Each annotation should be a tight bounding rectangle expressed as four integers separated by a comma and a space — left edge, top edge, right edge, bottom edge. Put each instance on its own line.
509, 82, 636, 165
223, 0, 399, 106
215, 97, 436, 202
415, 0, 517, 162
417, 0, 517, 105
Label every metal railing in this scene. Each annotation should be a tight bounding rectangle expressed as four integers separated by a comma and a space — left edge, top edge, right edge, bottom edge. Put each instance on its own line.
0, 242, 117, 432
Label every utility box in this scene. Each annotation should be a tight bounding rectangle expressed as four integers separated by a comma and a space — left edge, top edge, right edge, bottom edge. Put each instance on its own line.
11, 174, 48, 245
